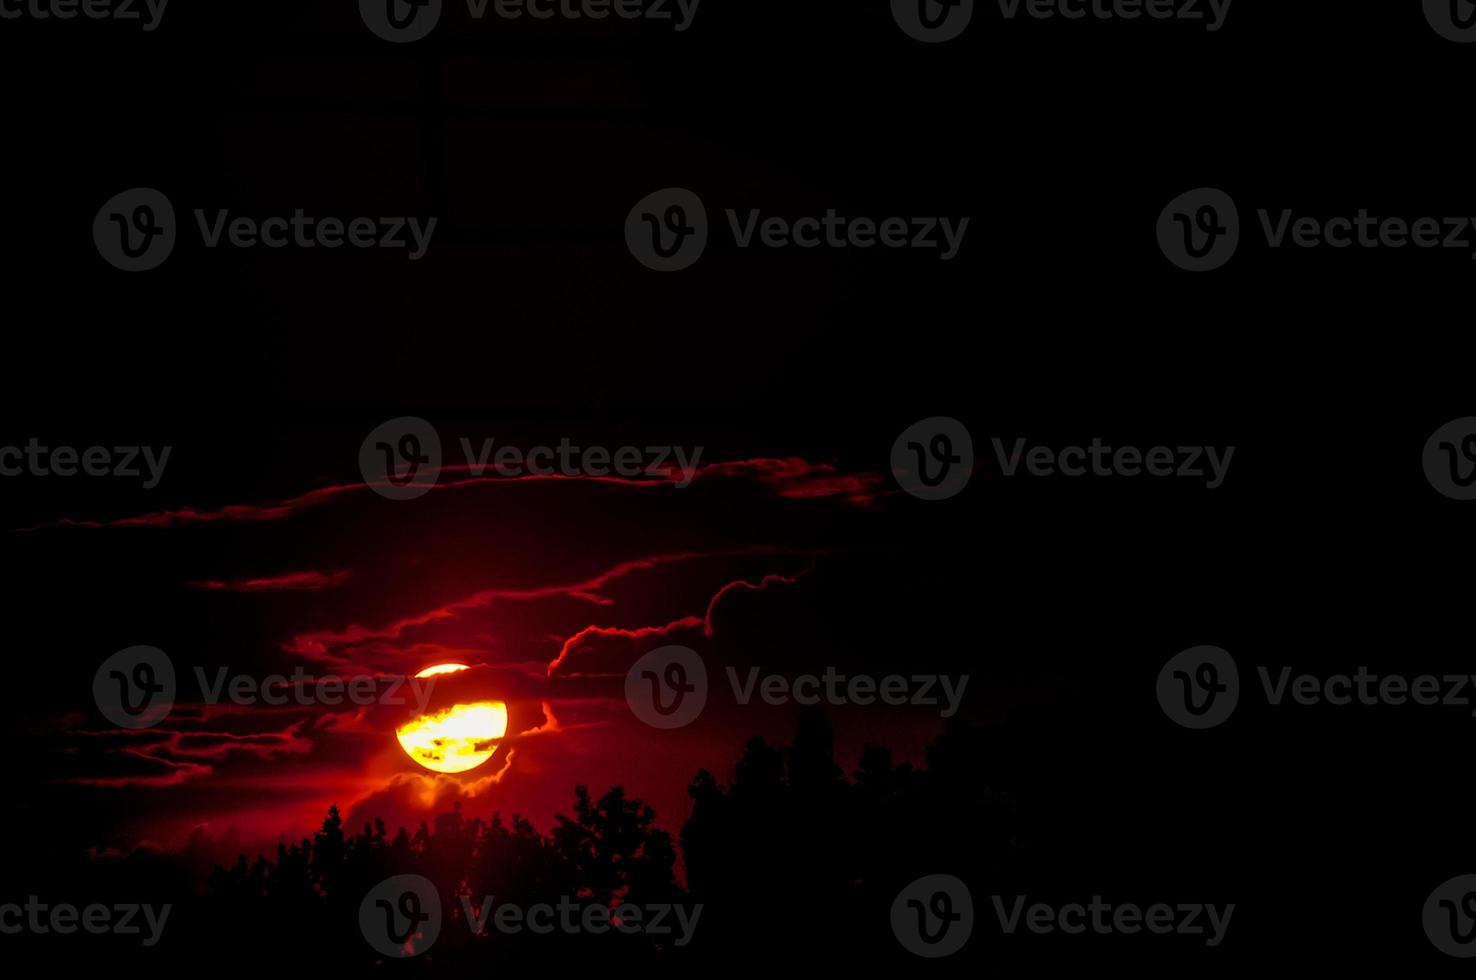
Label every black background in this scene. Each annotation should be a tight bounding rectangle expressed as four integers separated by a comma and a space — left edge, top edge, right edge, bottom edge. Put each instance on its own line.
1, 1, 1472, 974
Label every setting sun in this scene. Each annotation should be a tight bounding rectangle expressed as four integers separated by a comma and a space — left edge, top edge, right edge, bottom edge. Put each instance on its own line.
395, 664, 508, 774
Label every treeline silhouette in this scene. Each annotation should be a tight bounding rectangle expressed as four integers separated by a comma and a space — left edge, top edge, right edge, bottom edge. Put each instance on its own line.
4, 710, 1000, 972
193, 708, 1003, 970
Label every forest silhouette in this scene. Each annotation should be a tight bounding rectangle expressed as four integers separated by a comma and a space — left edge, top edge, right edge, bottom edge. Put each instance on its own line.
187, 708, 1002, 970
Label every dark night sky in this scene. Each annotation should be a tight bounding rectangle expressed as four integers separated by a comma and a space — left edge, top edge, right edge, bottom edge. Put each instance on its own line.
2, 1, 1475, 973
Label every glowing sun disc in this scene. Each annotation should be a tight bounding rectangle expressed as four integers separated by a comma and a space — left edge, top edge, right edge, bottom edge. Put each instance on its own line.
396, 663, 507, 774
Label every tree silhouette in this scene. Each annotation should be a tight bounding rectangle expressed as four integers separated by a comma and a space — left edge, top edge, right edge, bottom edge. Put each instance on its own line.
186, 710, 1003, 971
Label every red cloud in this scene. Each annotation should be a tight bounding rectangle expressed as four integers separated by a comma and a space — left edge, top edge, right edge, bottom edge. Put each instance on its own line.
16, 457, 884, 531
343, 750, 519, 830
281, 548, 808, 670
63, 752, 214, 788
187, 570, 351, 592
694, 457, 888, 506
545, 616, 706, 678
546, 566, 812, 679
58, 724, 316, 789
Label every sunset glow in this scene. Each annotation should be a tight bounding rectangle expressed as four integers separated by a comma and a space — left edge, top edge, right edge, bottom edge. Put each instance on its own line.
414, 662, 471, 679
395, 664, 507, 773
